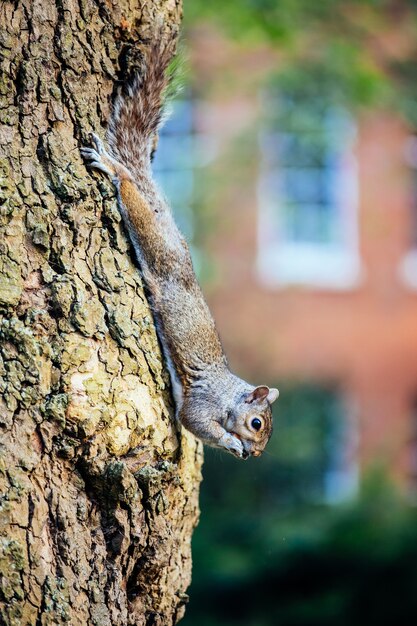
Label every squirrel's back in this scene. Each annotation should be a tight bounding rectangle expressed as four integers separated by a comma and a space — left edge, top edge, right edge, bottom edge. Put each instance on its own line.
107, 40, 175, 179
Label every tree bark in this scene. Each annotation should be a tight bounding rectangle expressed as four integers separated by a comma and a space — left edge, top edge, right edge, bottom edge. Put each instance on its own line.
0, 1, 203, 624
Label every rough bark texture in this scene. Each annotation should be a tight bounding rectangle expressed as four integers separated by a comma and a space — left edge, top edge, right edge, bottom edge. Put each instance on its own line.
0, 1, 203, 624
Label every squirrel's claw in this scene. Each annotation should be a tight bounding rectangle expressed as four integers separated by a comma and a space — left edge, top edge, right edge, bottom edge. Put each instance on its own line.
91, 132, 105, 155
80, 147, 98, 158
80, 143, 114, 178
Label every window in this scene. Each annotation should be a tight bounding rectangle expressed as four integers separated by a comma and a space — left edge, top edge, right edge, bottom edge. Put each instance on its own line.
407, 395, 417, 499
152, 97, 197, 243
257, 91, 361, 289
274, 383, 358, 504
323, 393, 359, 504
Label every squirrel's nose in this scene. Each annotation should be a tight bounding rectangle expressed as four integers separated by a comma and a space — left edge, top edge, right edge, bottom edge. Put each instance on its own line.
252, 450, 261, 458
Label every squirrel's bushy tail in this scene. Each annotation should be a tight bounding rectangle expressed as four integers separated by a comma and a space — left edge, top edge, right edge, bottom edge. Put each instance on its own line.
107, 39, 176, 178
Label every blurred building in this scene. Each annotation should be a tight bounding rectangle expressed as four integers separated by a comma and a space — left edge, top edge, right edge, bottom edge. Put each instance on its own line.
154, 28, 417, 498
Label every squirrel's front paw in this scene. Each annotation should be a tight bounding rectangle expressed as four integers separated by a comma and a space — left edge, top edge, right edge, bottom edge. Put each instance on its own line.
218, 432, 247, 459
80, 133, 117, 179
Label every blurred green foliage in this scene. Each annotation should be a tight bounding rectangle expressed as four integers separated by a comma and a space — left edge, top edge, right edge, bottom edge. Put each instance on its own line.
184, 494, 417, 625
184, 0, 417, 123
184, 458, 417, 626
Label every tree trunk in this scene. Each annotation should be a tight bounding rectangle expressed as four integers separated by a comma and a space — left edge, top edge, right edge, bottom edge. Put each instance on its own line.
0, 1, 203, 625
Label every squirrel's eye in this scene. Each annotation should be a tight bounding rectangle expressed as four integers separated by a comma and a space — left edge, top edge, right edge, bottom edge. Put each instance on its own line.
251, 418, 262, 431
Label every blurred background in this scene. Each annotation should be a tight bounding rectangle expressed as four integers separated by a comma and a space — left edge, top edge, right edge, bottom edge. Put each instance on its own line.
153, 2, 417, 624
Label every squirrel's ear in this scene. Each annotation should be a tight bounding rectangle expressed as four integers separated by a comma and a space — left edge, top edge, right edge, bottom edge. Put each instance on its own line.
245, 386, 270, 404
245, 386, 280, 404
267, 388, 279, 404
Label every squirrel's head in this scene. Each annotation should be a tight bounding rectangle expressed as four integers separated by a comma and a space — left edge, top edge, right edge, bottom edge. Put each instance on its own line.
226, 385, 279, 458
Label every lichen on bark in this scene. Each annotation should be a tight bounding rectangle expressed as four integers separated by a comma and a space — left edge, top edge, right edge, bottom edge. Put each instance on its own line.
0, 1, 202, 624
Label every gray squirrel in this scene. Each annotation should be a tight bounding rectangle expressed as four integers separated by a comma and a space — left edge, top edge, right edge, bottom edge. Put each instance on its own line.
81, 40, 279, 459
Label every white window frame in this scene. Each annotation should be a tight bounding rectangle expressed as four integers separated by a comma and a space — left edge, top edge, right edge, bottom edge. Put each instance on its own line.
323, 394, 359, 504
399, 249, 417, 289
399, 135, 417, 290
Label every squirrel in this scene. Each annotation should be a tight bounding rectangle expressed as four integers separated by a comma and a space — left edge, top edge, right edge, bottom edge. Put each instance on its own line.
81, 39, 279, 459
